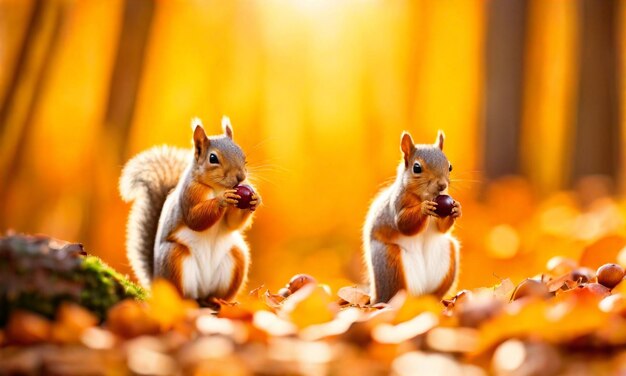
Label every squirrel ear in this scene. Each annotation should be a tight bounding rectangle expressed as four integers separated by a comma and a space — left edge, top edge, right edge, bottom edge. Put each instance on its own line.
192, 119, 209, 161
435, 130, 445, 151
400, 131, 414, 167
222, 116, 233, 140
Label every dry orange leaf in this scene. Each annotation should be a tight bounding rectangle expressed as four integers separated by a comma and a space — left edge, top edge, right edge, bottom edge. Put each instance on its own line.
476, 289, 610, 354
253, 310, 297, 337
282, 284, 339, 329
337, 286, 370, 306
391, 292, 442, 325
50, 303, 98, 344
263, 290, 286, 309
373, 312, 438, 344
218, 303, 254, 322
107, 299, 160, 338
493, 278, 516, 300
579, 235, 626, 270
5, 311, 51, 345
147, 279, 198, 331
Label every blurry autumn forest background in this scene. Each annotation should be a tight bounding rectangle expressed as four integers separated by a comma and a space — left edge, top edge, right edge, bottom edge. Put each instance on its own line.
2, 0, 626, 295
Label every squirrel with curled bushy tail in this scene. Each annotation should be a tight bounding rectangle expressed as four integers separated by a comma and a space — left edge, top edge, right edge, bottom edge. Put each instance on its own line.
363, 130, 462, 304
119, 117, 260, 306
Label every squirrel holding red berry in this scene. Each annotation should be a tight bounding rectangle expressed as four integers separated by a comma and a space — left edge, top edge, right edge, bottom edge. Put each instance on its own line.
119, 117, 260, 305
363, 130, 461, 303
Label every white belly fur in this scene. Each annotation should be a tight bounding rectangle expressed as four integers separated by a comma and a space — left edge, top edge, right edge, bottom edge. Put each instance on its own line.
395, 220, 457, 296
174, 225, 249, 299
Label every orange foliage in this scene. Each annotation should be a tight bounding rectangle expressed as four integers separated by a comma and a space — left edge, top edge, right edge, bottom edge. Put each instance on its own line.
0, 0, 489, 294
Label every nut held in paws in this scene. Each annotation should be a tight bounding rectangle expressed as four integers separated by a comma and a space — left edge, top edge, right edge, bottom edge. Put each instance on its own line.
434, 195, 455, 217
235, 185, 254, 209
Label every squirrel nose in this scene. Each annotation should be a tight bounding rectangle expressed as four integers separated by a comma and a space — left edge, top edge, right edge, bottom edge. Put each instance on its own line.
236, 173, 245, 184
438, 182, 448, 192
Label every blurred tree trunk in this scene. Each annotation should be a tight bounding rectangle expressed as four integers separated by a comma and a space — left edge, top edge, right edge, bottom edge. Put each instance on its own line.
0, 0, 67, 229
0, 0, 36, 129
80, 0, 155, 247
572, 0, 620, 186
484, 0, 528, 179
104, 0, 154, 158
618, 0, 626, 194
519, 0, 579, 194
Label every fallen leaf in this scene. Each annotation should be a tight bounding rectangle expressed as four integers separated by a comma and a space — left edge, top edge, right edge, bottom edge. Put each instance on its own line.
253, 310, 297, 336
248, 285, 264, 299
50, 303, 98, 344
372, 312, 438, 344
493, 278, 515, 300
107, 299, 160, 338
426, 327, 479, 353
263, 290, 285, 309
337, 286, 370, 306
282, 284, 339, 329
147, 279, 198, 331
299, 306, 363, 341
5, 311, 51, 345
475, 289, 610, 354
579, 235, 626, 270
392, 293, 442, 324
217, 303, 254, 321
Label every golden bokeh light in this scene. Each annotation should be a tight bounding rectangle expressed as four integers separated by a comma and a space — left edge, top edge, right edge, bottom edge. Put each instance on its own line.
1, 0, 625, 296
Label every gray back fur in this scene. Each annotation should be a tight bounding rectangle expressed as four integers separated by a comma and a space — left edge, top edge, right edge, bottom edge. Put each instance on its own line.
119, 146, 190, 286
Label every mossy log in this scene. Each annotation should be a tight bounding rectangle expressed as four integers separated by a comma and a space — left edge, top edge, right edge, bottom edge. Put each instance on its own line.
0, 233, 145, 325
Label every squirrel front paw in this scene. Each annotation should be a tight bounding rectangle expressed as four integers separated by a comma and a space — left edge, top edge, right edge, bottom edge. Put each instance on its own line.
451, 201, 462, 218
219, 189, 241, 208
420, 200, 439, 218
248, 192, 261, 211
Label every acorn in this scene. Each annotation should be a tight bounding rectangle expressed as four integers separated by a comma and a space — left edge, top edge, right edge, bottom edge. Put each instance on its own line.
511, 279, 550, 301
596, 263, 625, 289
570, 267, 595, 284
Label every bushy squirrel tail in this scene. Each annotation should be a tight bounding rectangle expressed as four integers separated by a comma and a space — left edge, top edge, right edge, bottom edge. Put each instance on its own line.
119, 146, 189, 287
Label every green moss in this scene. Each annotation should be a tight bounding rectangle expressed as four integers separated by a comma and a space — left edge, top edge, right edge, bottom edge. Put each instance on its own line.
78, 256, 146, 317
0, 234, 146, 325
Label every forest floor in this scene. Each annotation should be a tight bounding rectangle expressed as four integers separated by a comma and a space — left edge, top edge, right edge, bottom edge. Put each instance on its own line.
3, 233, 626, 375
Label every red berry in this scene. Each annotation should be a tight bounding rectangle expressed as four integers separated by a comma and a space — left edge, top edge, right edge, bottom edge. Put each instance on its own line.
287, 274, 316, 293
434, 195, 455, 217
235, 185, 254, 209
597, 263, 625, 289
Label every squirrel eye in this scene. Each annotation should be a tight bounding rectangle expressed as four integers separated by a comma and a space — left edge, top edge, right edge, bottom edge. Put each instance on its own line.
209, 153, 219, 164
449, 164, 453, 172
413, 162, 422, 174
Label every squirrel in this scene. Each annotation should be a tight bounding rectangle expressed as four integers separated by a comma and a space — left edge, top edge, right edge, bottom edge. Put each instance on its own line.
363, 130, 462, 304
119, 117, 260, 305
